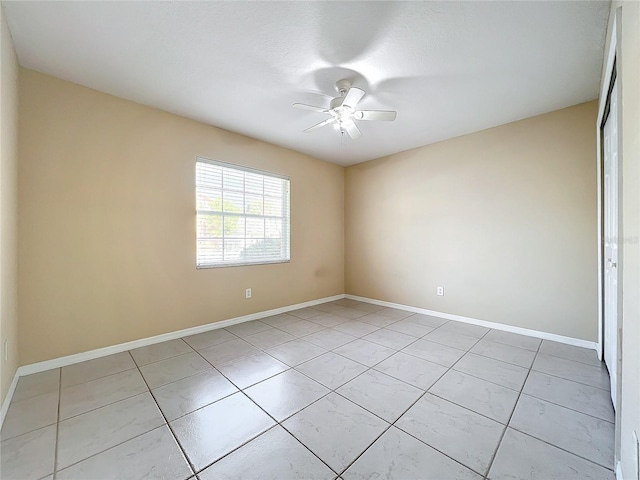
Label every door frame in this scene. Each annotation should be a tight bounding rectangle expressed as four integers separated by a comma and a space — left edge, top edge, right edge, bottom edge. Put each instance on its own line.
596, 5, 622, 466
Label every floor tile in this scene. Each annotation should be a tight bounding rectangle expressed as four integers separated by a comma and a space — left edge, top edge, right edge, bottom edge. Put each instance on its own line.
279, 320, 326, 337
57, 392, 164, 469
1, 390, 59, 440
363, 329, 415, 350
265, 339, 327, 367
470, 338, 536, 368
333, 339, 395, 367
538, 340, 602, 366
313, 302, 348, 313
152, 369, 238, 421
303, 328, 356, 350
60, 368, 148, 420
374, 352, 446, 390
171, 392, 275, 471
510, 395, 615, 468
333, 320, 379, 337
283, 393, 388, 473
244, 328, 296, 350
260, 312, 299, 327
198, 338, 260, 366
182, 329, 237, 350
352, 302, 385, 313
385, 318, 435, 337
489, 428, 615, 480
454, 353, 528, 391
438, 321, 489, 338
357, 313, 401, 328
402, 338, 466, 367
12, 369, 59, 402
375, 307, 413, 319
140, 352, 212, 388
0, 425, 56, 480
216, 352, 288, 389
396, 393, 504, 475
308, 312, 349, 328
429, 370, 519, 424
343, 426, 480, 480
337, 369, 423, 422
199, 425, 335, 480
423, 328, 480, 351
288, 307, 324, 319
224, 320, 272, 338
56, 425, 192, 480
522, 371, 614, 422
245, 370, 329, 421
61, 352, 135, 387
333, 299, 362, 308
532, 353, 610, 390
404, 313, 449, 328
296, 352, 367, 390
483, 329, 541, 352
333, 308, 368, 320
130, 339, 193, 366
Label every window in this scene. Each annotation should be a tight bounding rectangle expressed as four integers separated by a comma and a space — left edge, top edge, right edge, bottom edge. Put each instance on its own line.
196, 158, 290, 268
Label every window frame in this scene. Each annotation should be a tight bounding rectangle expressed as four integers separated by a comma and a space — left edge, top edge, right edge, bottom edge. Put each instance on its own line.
195, 157, 290, 269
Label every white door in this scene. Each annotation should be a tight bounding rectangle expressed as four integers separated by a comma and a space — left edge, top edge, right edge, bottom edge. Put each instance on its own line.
603, 77, 619, 408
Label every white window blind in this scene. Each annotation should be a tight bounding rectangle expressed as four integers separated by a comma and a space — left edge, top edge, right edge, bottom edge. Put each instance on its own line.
196, 158, 290, 268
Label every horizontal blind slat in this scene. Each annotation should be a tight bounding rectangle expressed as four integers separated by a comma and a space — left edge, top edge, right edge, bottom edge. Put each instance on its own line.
196, 158, 290, 267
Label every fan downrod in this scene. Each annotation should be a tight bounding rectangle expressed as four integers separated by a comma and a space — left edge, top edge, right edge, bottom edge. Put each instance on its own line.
335, 79, 352, 97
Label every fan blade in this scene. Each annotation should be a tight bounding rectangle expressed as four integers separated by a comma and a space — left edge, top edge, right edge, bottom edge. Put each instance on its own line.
341, 87, 365, 109
355, 110, 397, 121
293, 103, 328, 113
303, 117, 336, 133
342, 119, 361, 139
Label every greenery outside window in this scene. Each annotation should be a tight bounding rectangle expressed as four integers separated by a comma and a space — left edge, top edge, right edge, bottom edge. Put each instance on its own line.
196, 158, 290, 268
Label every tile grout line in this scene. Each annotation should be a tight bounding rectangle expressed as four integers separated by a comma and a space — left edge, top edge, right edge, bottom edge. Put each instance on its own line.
52, 351, 196, 477
130, 350, 198, 479
334, 324, 494, 478
182, 306, 434, 476
517, 390, 614, 424
54, 424, 173, 475
188, 342, 341, 477
528, 367, 611, 392
185, 317, 616, 478
505, 425, 615, 473
31, 303, 609, 480
481, 341, 540, 479
52, 367, 62, 480
490, 345, 615, 474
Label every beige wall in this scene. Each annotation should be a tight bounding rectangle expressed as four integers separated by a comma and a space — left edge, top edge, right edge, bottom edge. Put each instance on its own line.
606, 2, 640, 477
346, 101, 598, 341
0, 6, 19, 405
18, 69, 344, 365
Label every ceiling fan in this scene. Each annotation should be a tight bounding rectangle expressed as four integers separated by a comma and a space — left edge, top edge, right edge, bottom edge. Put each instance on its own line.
293, 79, 397, 139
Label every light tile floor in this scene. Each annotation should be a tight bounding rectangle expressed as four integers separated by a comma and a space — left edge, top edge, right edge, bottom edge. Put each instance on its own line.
0, 299, 615, 480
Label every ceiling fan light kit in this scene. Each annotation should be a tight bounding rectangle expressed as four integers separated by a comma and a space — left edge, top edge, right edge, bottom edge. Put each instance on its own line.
293, 79, 397, 139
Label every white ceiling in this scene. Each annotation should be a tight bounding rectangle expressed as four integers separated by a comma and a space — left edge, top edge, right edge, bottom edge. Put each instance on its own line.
4, 1, 609, 166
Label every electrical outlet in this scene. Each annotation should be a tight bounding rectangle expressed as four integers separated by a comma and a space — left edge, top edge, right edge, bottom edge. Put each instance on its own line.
245, 288, 252, 299
437, 286, 445, 296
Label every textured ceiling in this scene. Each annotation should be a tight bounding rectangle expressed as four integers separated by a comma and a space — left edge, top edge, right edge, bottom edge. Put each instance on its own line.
4, 1, 609, 166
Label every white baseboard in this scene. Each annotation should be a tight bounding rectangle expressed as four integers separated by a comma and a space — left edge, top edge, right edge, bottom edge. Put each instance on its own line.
346, 294, 598, 350
0, 371, 20, 430
616, 460, 623, 480
17, 294, 345, 378
4, 291, 598, 429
